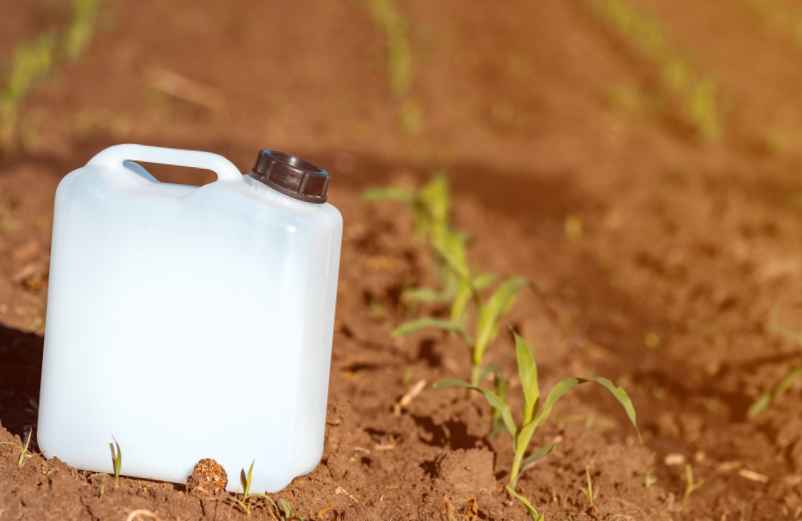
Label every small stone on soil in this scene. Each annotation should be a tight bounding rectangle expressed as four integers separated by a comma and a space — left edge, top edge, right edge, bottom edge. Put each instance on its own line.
186, 458, 228, 495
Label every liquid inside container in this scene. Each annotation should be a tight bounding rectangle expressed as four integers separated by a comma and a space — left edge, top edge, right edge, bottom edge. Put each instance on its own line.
37, 144, 343, 492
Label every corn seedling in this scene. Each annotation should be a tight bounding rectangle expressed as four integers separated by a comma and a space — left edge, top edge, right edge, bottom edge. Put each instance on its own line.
0, 32, 57, 147
748, 360, 802, 418
395, 276, 527, 386
109, 438, 122, 486
64, 0, 101, 61
364, 174, 495, 311
589, 0, 722, 141
582, 466, 596, 509
366, 174, 521, 385
363, 174, 450, 244
749, 311, 802, 417
0, 0, 102, 148
265, 496, 306, 521
435, 333, 639, 520
364, 0, 423, 133
0, 429, 34, 467
682, 464, 703, 506
233, 461, 271, 517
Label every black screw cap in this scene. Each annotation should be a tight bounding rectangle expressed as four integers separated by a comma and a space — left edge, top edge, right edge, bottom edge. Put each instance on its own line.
251, 149, 329, 204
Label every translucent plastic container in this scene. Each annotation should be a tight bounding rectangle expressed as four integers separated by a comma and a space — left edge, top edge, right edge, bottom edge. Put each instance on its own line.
38, 144, 343, 492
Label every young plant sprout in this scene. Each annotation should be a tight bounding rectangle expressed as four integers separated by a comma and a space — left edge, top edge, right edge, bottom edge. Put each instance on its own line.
582, 466, 596, 509
364, 174, 469, 306
435, 333, 639, 520
682, 464, 703, 507
0, 429, 34, 467
749, 311, 802, 417
234, 461, 267, 517
265, 496, 304, 521
64, 0, 101, 61
109, 438, 122, 486
394, 276, 527, 386
588, 0, 722, 141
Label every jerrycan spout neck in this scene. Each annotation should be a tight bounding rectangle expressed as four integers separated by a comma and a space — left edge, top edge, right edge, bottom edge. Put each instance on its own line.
249, 150, 329, 204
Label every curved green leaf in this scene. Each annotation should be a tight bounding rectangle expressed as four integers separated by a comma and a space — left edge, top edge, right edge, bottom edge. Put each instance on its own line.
473, 277, 528, 365
584, 376, 639, 437
472, 272, 497, 291
433, 379, 517, 437
520, 443, 556, 474
506, 485, 545, 521
402, 287, 451, 304
449, 284, 473, 323
528, 376, 639, 440
392, 317, 464, 337
361, 187, 414, 202
748, 363, 802, 418
531, 377, 581, 429
514, 333, 540, 424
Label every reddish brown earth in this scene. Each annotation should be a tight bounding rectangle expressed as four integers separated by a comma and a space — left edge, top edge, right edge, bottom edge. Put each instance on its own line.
3, 0, 802, 519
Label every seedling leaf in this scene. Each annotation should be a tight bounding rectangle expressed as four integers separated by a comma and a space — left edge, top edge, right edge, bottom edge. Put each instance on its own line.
531, 377, 580, 429
472, 272, 497, 290
748, 363, 802, 418
432, 230, 470, 280
402, 287, 451, 304
419, 174, 449, 227
520, 443, 556, 474
515, 333, 540, 424
433, 379, 516, 437
583, 376, 640, 437
490, 370, 510, 437
241, 460, 255, 496
474, 277, 528, 365
392, 317, 465, 337
109, 438, 122, 484
361, 187, 414, 203
450, 284, 473, 323
505, 485, 545, 521
277, 498, 293, 517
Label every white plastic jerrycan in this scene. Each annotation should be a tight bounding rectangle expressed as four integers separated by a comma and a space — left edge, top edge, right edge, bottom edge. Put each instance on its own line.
38, 144, 342, 492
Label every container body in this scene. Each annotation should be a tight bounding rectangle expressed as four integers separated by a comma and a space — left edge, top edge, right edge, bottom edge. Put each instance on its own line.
38, 145, 342, 492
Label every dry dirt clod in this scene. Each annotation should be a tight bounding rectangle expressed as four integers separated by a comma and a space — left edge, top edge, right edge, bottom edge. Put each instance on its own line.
437, 449, 496, 504
186, 458, 228, 496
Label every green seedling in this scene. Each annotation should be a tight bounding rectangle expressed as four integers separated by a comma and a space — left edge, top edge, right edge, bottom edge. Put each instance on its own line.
64, 0, 101, 61
364, 0, 422, 133
237, 460, 257, 516
589, 0, 722, 141
0, 32, 57, 147
233, 461, 281, 517
582, 466, 596, 509
109, 438, 122, 486
0, 429, 34, 467
435, 333, 639, 520
366, 0, 412, 98
395, 276, 527, 386
366, 174, 519, 385
681, 464, 703, 506
363, 173, 450, 244
265, 496, 306, 521
749, 363, 802, 418
0, 0, 102, 148
749, 311, 802, 417
364, 174, 490, 311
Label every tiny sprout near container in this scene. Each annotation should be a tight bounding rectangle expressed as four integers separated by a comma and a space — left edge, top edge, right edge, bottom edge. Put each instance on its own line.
37, 144, 343, 492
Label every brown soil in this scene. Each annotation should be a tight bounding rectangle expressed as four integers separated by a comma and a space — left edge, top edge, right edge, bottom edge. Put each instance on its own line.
3, 0, 802, 519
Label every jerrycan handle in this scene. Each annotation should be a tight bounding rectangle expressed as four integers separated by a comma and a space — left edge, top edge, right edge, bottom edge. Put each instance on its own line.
88, 144, 242, 181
